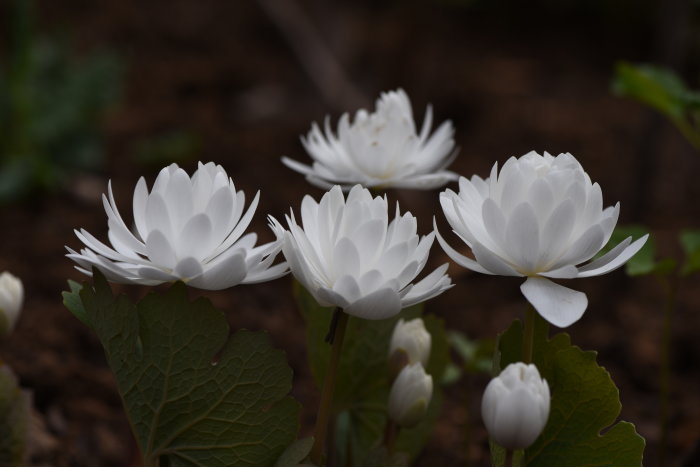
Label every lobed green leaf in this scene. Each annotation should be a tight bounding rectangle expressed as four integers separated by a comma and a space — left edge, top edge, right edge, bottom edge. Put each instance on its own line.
64, 269, 300, 467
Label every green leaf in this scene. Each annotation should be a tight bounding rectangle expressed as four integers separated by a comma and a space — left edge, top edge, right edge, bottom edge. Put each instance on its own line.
612, 62, 688, 118
680, 229, 700, 276
493, 319, 645, 467
62, 280, 87, 325
448, 330, 494, 375
274, 437, 314, 467
294, 282, 447, 465
0, 364, 30, 466
70, 269, 300, 466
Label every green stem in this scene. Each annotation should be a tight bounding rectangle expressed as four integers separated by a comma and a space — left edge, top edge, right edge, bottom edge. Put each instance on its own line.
310, 308, 349, 466
658, 276, 678, 467
463, 378, 472, 467
522, 305, 536, 364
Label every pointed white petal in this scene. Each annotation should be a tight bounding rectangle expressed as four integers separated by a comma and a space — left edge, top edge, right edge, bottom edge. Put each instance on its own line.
577, 234, 649, 278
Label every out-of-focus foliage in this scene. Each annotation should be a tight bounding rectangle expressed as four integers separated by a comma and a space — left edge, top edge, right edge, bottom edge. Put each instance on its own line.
613, 62, 700, 151
490, 319, 645, 467
0, 364, 30, 467
0, 0, 122, 202
601, 225, 700, 279
131, 130, 201, 168
679, 229, 700, 276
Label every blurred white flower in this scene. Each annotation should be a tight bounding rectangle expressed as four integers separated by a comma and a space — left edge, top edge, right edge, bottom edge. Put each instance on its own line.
270, 185, 452, 320
388, 362, 433, 428
67, 162, 288, 290
282, 89, 458, 190
436, 151, 648, 327
0, 271, 23, 334
481, 362, 550, 450
389, 318, 431, 367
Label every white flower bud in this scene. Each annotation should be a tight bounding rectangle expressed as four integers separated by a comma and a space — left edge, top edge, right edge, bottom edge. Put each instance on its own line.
481, 362, 550, 450
389, 318, 431, 367
0, 272, 24, 334
388, 363, 433, 428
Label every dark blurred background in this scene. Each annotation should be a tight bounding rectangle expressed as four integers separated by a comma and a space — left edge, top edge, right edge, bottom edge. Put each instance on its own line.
1, 0, 700, 465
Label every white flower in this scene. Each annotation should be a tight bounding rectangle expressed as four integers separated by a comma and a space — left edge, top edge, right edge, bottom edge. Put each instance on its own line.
270, 185, 452, 320
389, 318, 431, 367
282, 89, 458, 190
67, 162, 288, 290
436, 151, 648, 327
0, 272, 23, 334
481, 362, 550, 450
388, 363, 433, 428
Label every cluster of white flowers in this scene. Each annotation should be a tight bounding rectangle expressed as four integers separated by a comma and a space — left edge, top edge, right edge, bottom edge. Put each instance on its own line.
65, 88, 647, 454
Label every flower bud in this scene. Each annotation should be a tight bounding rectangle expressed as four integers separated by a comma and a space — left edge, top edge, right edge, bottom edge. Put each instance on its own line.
481, 362, 550, 450
388, 363, 433, 428
0, 272, 24, 335
389, 318, 431, 367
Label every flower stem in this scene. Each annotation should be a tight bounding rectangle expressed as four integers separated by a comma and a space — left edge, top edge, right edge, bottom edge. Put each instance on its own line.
522, 305, 536, 364
505, 449, 514, 467
659, 276, 678, 467
311, 308, 349, 466
383, 419, 398, 453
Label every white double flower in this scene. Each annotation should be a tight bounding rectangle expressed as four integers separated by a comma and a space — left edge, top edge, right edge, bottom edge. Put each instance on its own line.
283, 89, 458, 190
67, 162, 287, 290
437, 151, 648, 327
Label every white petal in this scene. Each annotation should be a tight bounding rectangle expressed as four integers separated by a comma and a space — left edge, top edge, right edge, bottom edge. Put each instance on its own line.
401, 264, 453, 307
145, 192, 172, 239
344, 287, 402, 320
472, 241, 522, 277
177, 213, 213, 260
187, 250, 247, 290
554, 224, 605, 267
207, 191, 260, 260
433, 220, 494, 275
145, 230, 177, 269
132, 177, 149, 241
504, 202, 540, 272
205, 187, 235, 246
164, 168, 194, 230
482, 198, 506, 245
333, 275, 362, 303
538, 265, 579, 279
332, 237, 361, 278
520, 277, 588, 328
577, 234, 649, 278
538, 199, 576, 268
173, 257, 204, 279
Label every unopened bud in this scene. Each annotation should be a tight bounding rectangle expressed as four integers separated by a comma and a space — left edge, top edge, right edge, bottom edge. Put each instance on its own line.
0, 272, 23, 336
481, 362, 550, 450
389, 318, 431, 367
388, 363, 433, 428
